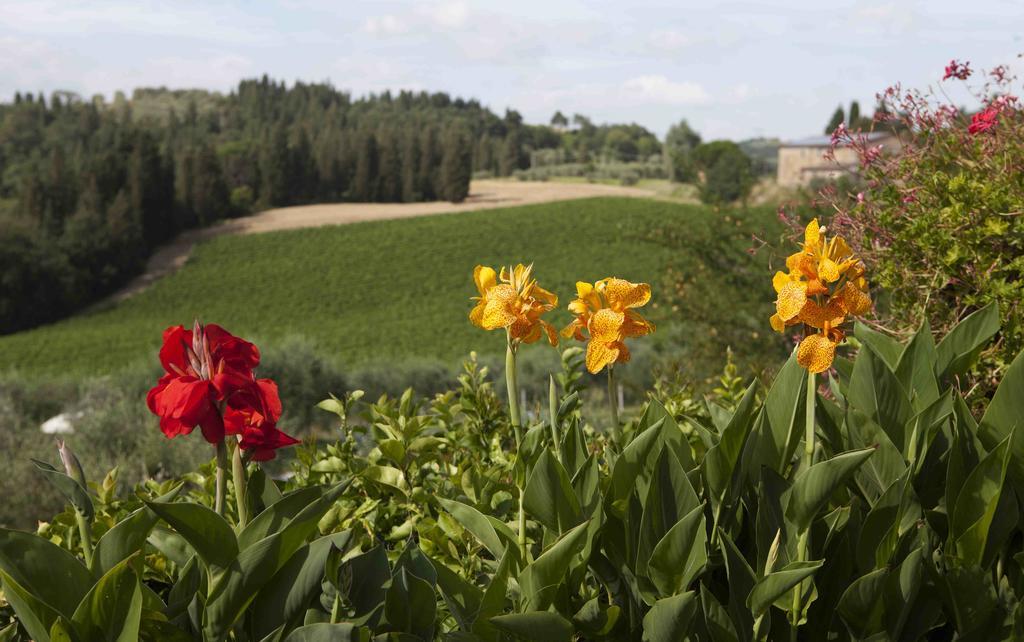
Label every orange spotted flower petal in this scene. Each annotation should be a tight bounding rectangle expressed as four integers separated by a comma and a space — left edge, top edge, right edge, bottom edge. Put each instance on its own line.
586, 339, 620, 374
797, 334, 836, 374
602, 278, 651, 310
776, 281, 807, 322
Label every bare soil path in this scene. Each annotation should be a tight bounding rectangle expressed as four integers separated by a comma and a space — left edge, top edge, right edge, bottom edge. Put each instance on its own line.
105, 179, 656, 303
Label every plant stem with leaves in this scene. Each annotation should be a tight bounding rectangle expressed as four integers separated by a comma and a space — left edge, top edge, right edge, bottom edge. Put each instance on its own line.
215, 440, 229, 516
607, 365, 621, 446
505, 337, 527, 560
232, 441, 249, 528
791, 370, 816, 634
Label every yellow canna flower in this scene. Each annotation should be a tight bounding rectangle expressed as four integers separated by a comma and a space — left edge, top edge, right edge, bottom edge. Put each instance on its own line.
470, 264, 559, 346
769, 218, 872, 373
562, 277, 655, 374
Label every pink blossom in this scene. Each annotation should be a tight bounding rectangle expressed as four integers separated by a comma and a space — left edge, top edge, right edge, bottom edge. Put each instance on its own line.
943, 59, 971, 81
969, 105, 1000, 135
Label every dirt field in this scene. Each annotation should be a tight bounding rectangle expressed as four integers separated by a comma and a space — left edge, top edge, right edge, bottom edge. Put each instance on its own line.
104, 179, 657, 303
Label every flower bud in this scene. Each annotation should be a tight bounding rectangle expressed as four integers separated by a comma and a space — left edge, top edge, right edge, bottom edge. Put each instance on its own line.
56, 439, 87, 488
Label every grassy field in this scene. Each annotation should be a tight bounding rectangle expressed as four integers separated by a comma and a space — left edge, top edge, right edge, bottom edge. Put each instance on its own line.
0, 197, 786, 380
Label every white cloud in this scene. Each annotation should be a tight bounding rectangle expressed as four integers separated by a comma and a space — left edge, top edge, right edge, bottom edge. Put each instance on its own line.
362, 15, 409, 36
428, 1, 469, 28
648, 29, 693, 51
622, 75, 711, 105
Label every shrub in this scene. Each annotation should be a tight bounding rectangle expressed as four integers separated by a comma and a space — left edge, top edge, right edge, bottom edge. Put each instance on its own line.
822, 58, 1024, 400
692, 140, 754, 205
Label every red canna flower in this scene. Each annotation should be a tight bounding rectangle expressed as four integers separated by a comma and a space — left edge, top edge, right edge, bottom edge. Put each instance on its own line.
239, 424, 301, 462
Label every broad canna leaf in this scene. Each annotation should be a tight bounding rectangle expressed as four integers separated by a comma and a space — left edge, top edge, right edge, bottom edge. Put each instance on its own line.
143, 500, 238, 570
70, 556, 143, 642
636, 447, 700, 581
0, 529, 93, 620
437, 498, 507, 562
90, 483, 183, 576
0, 568, 61, 642
787, 448, 875, 533
238, 487, 323, 550
523, 449, 582, 534
978, 348, 1024, 486
836, 567, 887, 638
282, 623, 370, 641
894, 320, 940, 411
383, 566, 436, 638
490, 611, 573, 642
251, 531, 355, 640
609, 418, 665, 509
700, 584, 740, 642
337, 545, 391, 627
519, 520, 591, 611
854, 323, 903, 371
935, 303, 999, 381
647, 503, 707, 597
846, 411, 905, 501
472, 549, 512, 642
720, 532, 756, 641
572, 596, 620, 637
746, 560, 823, 618
951, 431, 1013, 567
848, 346, 912, 451
641, 591, 698, 642
762, 352, 807, 474
704, 381, 760, 505
433, 559, 482, 633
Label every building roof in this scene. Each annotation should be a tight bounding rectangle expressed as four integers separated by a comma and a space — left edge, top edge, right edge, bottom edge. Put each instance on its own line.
781, 131, 894, 148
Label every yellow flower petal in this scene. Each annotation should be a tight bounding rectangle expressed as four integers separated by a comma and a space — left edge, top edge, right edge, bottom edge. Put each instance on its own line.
818, 257, 841, 283
798, 299, 845, 329
586, 339, 620, 374
769, 313, 786, 333
469, 302, 486, 328
772, 271, 794, 293
481, 284, 517, 330
797, 334, 836, 374
776, 281, 807, 322
540, 320, 559, 346
836, 281, 872, 316
589, 308, 625, 341
623, 310, 655, 337
804, 219, 821, 248
474, 266, 497, 295
602, 278, 651, 310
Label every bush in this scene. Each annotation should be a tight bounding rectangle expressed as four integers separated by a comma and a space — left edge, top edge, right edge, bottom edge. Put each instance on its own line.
692, 140, 754, 205
823, 58, 1024, 400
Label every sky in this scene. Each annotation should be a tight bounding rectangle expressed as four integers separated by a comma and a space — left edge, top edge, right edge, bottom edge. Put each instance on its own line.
1, 0, 1022, 141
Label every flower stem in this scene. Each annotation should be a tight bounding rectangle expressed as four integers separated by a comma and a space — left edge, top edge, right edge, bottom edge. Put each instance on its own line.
607, 366, 621, 446
75, 510, 93, 568
231, 440, 249, 528
505, 339, 527, 561
791, 370, 816, 634
214, 440, 229, 516
548, 374, 560, 459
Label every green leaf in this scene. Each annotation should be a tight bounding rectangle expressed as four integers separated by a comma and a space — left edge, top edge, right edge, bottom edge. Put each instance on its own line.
437, 498, 506, 561
70, 557, 143, 642
433, 559, 482, 633
338, 544, 391, 626
246, 467, 284, 509
472, 550, 512, 642
282, 623, 369, 641
952, 432, 1013, 566
762, 353, 807, 474
0, 567, 60, 642
836, 567, 887, 638
143, 500, 238, 570
572, 596, 620, 637
523, 449, 582, 534
48, 617, 76, 642
637, 447, 700, 577
720, 532, 756, 638
384, 567, 436, 638
700, 584, 740, 642
978, 348, 1024, 485
704, 381, 760, 503
848, 346, 912, 451
238, 487, 323, 550
854, 322, 903, 370
647, 503, 707, 597
641, 591, 698, 642
609, 418, 665, 507
519, 520, 591, 611
91, 484, 183, 576
203, 482, 350, 640
746, 560, 823, 617
935, 303, 999, 380
490, 611, 573, 642
251, 531, 355, 640
895, 320, 940, 410
31, 460, 94, 521
0, 528, 93, 618
361, 465, 408, 498
787, 448, 875, 533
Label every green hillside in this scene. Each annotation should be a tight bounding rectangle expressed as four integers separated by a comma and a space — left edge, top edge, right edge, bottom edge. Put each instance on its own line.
0, 197, 785, 379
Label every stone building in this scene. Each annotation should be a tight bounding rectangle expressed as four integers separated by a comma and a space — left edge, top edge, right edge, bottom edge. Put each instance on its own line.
776, 131, 899, 187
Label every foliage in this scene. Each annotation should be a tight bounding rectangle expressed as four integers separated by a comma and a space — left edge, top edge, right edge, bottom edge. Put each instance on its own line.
692, 141, 755, 205
1, 310, 1021, 640
664, 119, 702, 182
0, 198, 786, 380
822, 59, 1024, 400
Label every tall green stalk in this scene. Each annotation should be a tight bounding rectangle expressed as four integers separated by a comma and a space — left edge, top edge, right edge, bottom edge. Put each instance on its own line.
215, 440, 229, 516
75, 511, 93, 568
231, 441, 249, 528
505, 338, 527, 561
607, 366, 621, 447
791, 370, 816, 636
549, 374, 560, 459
